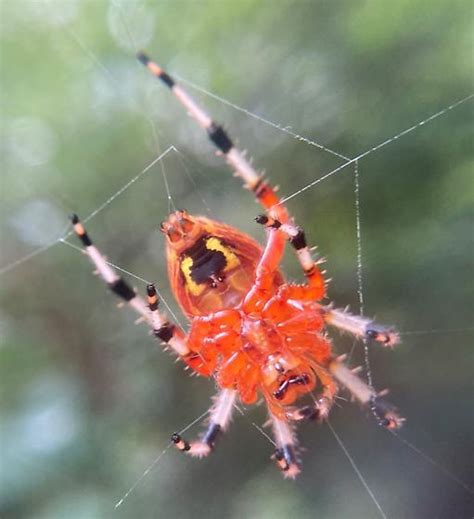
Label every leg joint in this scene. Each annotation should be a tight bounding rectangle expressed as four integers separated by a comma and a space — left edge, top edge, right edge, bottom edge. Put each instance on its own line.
108, 278, 136, 301
289, 229, 306, 250
171, 433, 191, 451
208, 123, 233, 153
154, 322, 175, 343
202, 423, 221, 449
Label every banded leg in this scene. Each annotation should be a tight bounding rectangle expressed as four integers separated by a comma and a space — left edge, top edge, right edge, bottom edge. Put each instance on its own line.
172, 388, 237, 457
271, 415, 300, 478
70, 215, 190, 358
324, 306, 399, 347
256, 215, 398, 346
137, 53, 289, 224
256, 215, 326, 300
146, 283, 190, 356
138, 53, 327, 299
328, 356, 404, 429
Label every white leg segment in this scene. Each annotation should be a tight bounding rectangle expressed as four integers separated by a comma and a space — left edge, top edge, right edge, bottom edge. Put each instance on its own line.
271, 415, 300, 478
172, 85, 213, 129
71, 216, 190, 357
329, 358, 404, 429
172, 389, 237, 457
324, 307, 399, 347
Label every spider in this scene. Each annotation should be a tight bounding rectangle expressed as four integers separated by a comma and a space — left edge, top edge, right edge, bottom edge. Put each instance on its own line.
71, 52, 403, 478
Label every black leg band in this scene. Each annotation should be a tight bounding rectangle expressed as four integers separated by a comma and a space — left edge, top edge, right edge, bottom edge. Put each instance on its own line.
109, 278, 136, 301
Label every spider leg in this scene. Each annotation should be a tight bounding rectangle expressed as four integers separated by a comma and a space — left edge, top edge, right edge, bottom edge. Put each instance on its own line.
270, 414, 300, 478
256, 216, 400, 347
328, 357, 404, 429
145, 283, 190, 356
324, 306, 399, 347
256, 215, 326, 300
138, 53, 327, 295
241, 228, 287, 313
172, 388, 237, 457
70, 215, 190, 357
137, 53, 288, 223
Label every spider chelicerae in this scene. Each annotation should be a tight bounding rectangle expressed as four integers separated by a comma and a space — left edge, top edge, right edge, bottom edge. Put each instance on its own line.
71, 52, 403, 478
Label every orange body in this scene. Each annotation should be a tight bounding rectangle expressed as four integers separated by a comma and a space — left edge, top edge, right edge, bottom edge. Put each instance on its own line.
164, 212, 283, 317
162, 210, 331, 418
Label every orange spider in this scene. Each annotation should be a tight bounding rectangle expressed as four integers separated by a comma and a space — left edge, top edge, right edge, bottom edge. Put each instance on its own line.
71, 53, 403, 478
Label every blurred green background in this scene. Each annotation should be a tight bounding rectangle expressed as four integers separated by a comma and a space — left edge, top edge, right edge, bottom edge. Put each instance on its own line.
1, 1, 473, 518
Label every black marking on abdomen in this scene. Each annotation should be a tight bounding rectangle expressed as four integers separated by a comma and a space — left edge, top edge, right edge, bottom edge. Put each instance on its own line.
183, 236, 229, 286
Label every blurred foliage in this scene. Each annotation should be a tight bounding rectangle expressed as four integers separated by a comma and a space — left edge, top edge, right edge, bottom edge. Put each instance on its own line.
1, 1, 473, 518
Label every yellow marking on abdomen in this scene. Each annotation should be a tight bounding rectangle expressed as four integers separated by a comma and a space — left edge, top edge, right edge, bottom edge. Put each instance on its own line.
180, 237, 241, 297
181, 256, 204, 296
205, 237, 240, 271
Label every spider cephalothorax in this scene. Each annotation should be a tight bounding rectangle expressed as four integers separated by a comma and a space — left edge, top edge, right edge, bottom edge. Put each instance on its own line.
71, 53, 403, 478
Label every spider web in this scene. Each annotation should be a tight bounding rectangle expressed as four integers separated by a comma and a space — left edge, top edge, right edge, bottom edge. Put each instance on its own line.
1, 2, 473, 518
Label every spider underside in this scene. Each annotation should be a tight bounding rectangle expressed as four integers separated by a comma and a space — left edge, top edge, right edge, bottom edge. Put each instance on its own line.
71, 52, 403, 478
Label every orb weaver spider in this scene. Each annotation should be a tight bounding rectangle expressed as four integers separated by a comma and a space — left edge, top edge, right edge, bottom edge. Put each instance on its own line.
71, 52, 403, 478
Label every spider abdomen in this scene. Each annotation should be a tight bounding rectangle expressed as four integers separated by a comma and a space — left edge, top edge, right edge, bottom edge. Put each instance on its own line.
162, 211, 283, 316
